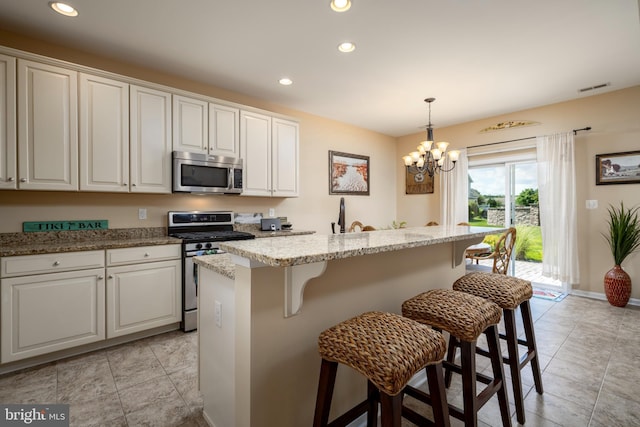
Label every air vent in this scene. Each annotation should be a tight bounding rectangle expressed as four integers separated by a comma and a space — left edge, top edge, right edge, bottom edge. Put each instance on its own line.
578, 82, 611, 93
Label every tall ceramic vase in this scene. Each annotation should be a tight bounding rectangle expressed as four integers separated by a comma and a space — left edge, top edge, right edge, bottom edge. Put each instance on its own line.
604, 265, 632, 307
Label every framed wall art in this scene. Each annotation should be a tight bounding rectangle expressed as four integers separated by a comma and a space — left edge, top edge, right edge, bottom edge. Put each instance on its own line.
329, 151, 370, 195
596, 150, 640, 185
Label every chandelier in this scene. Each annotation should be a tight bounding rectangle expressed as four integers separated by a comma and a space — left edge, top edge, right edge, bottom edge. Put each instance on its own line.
403, 98, 460, 182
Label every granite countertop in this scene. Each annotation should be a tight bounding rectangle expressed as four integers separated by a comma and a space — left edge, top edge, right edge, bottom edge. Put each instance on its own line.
0, 228, 181, 257
0, 226, 316, 258
194, 226, 504, 278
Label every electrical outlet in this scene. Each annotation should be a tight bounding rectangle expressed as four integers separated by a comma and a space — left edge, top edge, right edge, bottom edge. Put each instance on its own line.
586, 200, 598, 210
268, 208, 275, 217
138, 208, 147, 220
215, 300, 222, 328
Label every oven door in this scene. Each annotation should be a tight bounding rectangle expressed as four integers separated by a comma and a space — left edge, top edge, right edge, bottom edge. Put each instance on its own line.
182, 254, 198, 331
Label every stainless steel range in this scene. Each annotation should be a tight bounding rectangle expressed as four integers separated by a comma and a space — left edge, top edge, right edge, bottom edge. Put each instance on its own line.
168, 211, 255, 331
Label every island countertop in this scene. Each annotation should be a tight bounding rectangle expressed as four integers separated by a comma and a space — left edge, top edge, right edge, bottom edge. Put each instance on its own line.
218, 225, 502, 267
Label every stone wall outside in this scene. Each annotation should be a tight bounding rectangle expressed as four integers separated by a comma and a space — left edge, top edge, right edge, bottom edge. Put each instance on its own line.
487, 205, 539, 226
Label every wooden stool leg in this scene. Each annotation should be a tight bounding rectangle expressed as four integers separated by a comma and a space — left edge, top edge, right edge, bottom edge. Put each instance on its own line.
486, 326, 512, 427
379, 392, 402, 427
367, 380, 378, 427
521, 300, 544, 394
444, 333, 458, 387
313, 359, 338, 427
504, 309, 525, 425
460, 340, 478, 427
426, 363, 451, 427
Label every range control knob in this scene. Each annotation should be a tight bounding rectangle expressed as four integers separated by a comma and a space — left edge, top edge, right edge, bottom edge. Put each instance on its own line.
204, 242, 213, 249
195, 243, 203, 250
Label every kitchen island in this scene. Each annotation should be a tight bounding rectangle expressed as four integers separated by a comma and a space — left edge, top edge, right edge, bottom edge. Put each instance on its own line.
195, 225, 503, 427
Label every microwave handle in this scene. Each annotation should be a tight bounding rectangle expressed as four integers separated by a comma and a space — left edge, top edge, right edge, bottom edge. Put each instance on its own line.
228, 168, 234, 190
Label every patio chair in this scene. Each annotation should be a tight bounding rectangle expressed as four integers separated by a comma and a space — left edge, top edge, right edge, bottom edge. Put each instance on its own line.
466, 227, 516, 275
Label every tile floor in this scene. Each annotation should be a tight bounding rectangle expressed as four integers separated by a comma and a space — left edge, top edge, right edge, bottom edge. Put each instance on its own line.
0, 330, 206, 426
1, 294, 639, 426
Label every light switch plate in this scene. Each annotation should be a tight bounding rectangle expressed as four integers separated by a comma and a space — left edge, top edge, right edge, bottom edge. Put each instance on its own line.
586, 200, 598, 210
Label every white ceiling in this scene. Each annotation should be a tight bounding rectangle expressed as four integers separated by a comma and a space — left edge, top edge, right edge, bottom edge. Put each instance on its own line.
1, 0, 639, 137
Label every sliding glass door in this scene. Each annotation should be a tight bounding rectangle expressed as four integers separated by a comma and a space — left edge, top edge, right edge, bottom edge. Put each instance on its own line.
468, 161, 561, 288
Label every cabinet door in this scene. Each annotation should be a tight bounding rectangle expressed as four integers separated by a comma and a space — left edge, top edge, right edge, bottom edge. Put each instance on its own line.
272, 118, 299, 197
209, 103, 239, 158
0, 54, 16, 190
1, 268, 105, 363
130, 85, 172, 193
240, 110, 272, 196
17, 59, 78, 190
106, 259, 181, 338
173, 95, 208, 154
79, 73, 130, 192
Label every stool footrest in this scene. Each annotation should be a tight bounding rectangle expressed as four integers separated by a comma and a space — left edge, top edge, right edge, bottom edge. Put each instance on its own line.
327, 399, 369, 427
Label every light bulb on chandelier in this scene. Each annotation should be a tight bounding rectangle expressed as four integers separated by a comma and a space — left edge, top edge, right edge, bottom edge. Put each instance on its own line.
403, 98, 460, 183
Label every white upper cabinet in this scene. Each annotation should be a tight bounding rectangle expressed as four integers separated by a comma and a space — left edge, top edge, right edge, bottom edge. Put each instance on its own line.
0, 54, 16, 190
209, 103, 239, 158
240, 110, 272, 196
17, 59, 78, 191
240, 111, 299, 197
172, 95, 208, 154
130, 84, 172, 193
272, 118, 299, 197
172, 98, 239, 158
79, 73, 130, 192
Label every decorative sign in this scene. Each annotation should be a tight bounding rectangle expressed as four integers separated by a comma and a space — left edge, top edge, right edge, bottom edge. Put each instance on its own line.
23, 220, 109, 232
405, 167, 434, 194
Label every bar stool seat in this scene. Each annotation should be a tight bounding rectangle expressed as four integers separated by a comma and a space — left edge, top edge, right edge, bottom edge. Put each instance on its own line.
453, 272, 543, 424
402, 289, 511, 427
313, 311, 450, 427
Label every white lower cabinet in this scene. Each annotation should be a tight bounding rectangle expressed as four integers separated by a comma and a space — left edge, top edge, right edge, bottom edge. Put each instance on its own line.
0, 245, 181, 364
1, 267, 105, 363
106, 245, 181, 338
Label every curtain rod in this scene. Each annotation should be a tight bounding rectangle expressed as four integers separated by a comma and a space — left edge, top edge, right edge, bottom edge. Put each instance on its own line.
470, 126, 592, 149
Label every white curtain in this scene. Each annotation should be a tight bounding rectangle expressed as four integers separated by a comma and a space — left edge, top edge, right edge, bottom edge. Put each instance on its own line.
536, 132, 579, 288
440, 149, 469, 226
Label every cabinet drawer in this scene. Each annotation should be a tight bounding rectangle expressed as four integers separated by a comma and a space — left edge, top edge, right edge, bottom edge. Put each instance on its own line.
1, 250, 105, 278
106, 244, 180, 266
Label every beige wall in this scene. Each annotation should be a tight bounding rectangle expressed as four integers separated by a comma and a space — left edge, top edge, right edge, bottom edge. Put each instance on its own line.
397, 86, 640, 298
0, 29, 398, 235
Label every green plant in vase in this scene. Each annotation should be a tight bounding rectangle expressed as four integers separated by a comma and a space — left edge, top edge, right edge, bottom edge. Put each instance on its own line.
602, 202, 640, 307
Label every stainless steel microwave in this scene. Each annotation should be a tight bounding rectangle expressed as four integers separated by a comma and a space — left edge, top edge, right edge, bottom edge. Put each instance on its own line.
172, 151, 243, 194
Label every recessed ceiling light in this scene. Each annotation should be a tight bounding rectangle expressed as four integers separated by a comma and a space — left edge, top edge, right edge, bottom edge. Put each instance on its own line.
50, 2, 78, 17
330, 0, 351, 12
338, 42, 356, 53
279, 78, 293, 86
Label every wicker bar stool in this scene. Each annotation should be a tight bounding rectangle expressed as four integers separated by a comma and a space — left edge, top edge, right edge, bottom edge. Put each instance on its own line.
402, 289, 511, 427
313, 311, 451, 427
452, 272, 543, 424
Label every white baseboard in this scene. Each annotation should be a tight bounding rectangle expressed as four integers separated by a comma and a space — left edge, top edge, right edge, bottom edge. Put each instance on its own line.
569, 289, 640, 307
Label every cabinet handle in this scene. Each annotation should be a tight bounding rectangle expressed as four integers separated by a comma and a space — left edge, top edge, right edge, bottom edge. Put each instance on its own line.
20, 178, 27, 183
53, 261, 60, 266
132, 183, 137, 187
98, 275, 104, 280
144, 252, 150, 257
7, 177, 14, 182
122, 183, 127, 186
108, 274, 114, 279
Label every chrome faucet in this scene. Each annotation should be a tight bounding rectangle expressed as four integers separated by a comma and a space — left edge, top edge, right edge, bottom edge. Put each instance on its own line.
337, 197, 346, 233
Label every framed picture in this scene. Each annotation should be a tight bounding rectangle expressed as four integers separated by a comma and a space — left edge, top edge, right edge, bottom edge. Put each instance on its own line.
596, 150, 640, 185
405, 167, 434, 194
329, 151, 370, 195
